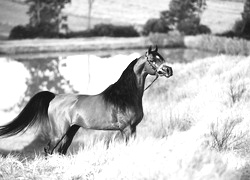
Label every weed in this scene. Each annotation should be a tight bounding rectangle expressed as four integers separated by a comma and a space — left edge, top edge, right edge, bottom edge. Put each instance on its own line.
185, 35, 250, 56
228, 76, 247, 106
209, 118, 249, 151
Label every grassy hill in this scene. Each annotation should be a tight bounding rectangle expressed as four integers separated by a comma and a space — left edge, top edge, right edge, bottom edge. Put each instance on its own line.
0, 54, 250, 179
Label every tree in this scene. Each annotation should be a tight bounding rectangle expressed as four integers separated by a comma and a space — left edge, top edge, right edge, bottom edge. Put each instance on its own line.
241, 0, 250, 35
26, 0, 70, 36
160, 0, 208, 35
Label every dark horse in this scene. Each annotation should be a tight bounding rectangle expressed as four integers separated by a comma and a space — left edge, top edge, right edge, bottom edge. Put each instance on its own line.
0, 46, 173, 155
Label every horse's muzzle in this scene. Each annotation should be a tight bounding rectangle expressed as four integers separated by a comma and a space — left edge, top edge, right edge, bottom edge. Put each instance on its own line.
157, 64, 173, 78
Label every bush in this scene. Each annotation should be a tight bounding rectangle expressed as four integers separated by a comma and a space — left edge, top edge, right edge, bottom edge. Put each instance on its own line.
209, 118, 248, 151
9, 24, 59, 39
9, 25, 33, 39
10, 23, 139, 39
177, 18, 211, 35
66, 23, 139, 38
91, 23, 139, 37
142, 18, 171, 36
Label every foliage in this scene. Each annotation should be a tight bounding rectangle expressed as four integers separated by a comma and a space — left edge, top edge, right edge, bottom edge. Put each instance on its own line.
9, 25, 31, 39
160, 0, 210, 35
241, 0, 250, 35
219, 0, 250, 39
227, 75, 247, 106
142, 18, 171, 36
9, 24, 60, 39
209, 118, 248, 151
67, 23, 139, 37
176, 17, 211, 35
26, 0, 69, 34
9, 0, 70, 39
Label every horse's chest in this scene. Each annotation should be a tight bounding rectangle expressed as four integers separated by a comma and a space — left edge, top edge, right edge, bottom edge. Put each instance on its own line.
112, 107, 144, 129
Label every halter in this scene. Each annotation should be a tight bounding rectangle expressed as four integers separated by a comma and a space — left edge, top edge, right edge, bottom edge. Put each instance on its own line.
144, 53, 162, 91
144, 75, 159, 91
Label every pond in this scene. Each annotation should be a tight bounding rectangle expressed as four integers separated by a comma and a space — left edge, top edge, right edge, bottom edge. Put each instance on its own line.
0, 48, 216, 124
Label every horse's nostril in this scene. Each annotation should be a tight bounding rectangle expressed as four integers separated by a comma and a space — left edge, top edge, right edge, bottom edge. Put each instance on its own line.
158, 65, 173, 77
169, 68, 173, 75
167, 68, 170, 74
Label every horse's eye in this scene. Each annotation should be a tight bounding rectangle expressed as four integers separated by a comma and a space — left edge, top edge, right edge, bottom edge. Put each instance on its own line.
156, 55, 160, 59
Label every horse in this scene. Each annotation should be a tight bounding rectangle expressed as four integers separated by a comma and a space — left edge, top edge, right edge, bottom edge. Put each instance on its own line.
0, 46, 173, 155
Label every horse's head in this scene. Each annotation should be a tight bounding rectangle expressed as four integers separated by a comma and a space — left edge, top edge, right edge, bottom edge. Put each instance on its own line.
143, 46, 173, 78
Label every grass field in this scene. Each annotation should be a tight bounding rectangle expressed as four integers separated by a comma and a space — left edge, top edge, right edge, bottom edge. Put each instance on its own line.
0, 54, 250, 179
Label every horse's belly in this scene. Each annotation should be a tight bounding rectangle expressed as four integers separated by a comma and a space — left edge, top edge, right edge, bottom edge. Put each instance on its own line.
73, 107, 121, 130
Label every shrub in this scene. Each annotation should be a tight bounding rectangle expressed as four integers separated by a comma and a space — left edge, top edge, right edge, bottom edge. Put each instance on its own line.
9, 24, 59, 39
228, 76, 247, 107
209, 118, 248, 151
177, 18, 211, 35
66, 23, 139, 38
91, 23, 139, 37
10, 23, 139, 39
142, 18, 171, 36
9, 25, 36, 39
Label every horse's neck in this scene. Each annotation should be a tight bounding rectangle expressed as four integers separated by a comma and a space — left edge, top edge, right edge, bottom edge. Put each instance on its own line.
119, 59, 146, 91
102, 59, 146, 109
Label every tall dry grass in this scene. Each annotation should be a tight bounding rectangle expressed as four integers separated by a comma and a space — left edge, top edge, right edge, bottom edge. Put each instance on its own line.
185, 35, 250, 56
1, 55, 250, 179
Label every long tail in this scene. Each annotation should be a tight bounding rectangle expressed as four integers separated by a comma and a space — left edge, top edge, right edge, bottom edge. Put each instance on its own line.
0, 91, 55, 137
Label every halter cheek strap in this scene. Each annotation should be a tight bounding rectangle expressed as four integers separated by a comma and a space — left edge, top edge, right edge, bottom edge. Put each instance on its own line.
144, 54, 160, 91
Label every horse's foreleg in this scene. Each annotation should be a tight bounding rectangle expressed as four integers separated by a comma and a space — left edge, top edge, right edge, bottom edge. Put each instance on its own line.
58, 125, 80, 155
122, 125, 136, 143
44, 140, 52, 156
131, 125, 136, 138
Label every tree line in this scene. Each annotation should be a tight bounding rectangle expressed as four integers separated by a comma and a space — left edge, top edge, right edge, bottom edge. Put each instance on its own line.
9, 0, 250, 39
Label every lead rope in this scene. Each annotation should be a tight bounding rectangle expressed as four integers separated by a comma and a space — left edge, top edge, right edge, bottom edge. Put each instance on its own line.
144, 75, 159, 91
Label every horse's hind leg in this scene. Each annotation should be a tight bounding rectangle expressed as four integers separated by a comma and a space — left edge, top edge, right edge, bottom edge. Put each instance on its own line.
44, 135, 66, 155
58, 125, 80, 155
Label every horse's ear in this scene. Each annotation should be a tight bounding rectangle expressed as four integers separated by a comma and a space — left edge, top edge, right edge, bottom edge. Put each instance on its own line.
147, 46, 152, 54
155, 45, 158, 52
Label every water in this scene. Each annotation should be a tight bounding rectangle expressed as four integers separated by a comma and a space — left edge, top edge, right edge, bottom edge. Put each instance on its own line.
0, 48, 215, 124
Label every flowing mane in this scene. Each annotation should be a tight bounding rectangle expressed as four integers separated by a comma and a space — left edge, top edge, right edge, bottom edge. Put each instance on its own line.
102, 58, 141, 111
